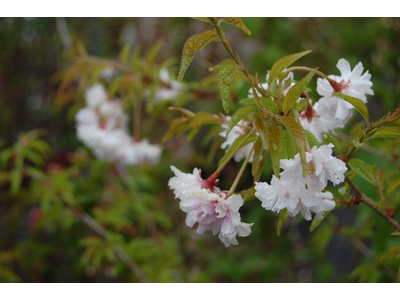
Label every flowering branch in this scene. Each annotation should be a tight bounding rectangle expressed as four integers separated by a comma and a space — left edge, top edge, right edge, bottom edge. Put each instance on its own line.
59, 196, 147, 282
345, 176, 400, 232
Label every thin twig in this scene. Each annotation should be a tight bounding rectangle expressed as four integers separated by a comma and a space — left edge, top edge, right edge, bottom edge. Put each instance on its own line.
345, 176, 400, 232
59, 197, 147, 282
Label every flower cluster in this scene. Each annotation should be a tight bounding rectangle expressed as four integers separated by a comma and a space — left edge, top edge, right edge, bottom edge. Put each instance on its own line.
75, 84, 161, 165
300, 58, 374, 142
168, 166, 252, 247
255, 144, 347, 220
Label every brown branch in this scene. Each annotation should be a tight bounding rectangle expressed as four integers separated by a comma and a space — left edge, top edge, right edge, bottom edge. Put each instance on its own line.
345, 176, 400, 232
59, 197, 147, 282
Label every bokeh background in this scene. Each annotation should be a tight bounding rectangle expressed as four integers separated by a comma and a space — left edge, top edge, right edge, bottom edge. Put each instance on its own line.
0, 17, 400, 283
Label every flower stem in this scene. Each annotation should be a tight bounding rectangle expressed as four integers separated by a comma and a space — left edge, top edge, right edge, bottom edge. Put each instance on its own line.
227, 143, 255, 196
285, 66, 331, 82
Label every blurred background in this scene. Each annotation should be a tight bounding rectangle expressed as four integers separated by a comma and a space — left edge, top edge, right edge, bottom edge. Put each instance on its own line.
0, 17, 400, 283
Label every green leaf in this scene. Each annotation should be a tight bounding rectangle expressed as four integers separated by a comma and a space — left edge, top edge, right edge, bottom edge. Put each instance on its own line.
268, 50, 312, 85
253, 152, 268, 183
347, 158, 377, 186
253, 114, 268, 151
192, 17, 209, 23
266, 119, 282, 177
305, 130, 321, 148
368, 127, 400, 140
390, 232, 400, 236
239, 97, 278, 114
217, 62, 239, 113
178, 31, 218, 82
279, 116, 307, 176
277, 208, 289, 237
10, 169, 22, 195
280, 129, 297, 160
387, 179, 400, 198
310, 211, 331, 232
325, 132, 342, 154
161, 117, 190, 144
209, 59, 236, 72
282, 68, 317, 115
226, 105, 258, 136
221, 17, 251, 35
242, 187, 256, 202
187, 112, 221, 129
333, 93, 369, 122
119, 44, 131, 64
252, 137, 263, 176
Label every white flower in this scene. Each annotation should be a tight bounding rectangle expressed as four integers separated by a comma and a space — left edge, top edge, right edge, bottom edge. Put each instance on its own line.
132, 139, 162, 165
85, 84, 108, 108
168, 166, 252, 247
219, 117, 255, 163
299, 101, 341, 142
255, 144, 346, 220
316, 58, 374, 124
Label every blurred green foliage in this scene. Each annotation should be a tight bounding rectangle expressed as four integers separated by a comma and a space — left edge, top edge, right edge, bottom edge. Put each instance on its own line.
0, 17, 400, 283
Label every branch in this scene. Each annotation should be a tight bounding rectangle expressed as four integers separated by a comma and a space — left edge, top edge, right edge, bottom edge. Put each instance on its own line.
345, 176, 400, 232
59, 197, 147, 282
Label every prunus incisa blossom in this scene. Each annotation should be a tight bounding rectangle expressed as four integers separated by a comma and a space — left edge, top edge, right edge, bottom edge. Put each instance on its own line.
168, 166, 252, 247
316, 58, 374, 126
255, 144, 347, 220
75, 84, 161, 166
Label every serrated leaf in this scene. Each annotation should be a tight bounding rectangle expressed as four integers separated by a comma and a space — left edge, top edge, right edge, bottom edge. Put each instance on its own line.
305, 130, 320, 148
277, 208, 289, 236
253, 114, 268, 151
280, 129, 297, 160
187, 112, 221, 129
368, 127, 400, 140
221, 17, 251, 35
161, 117, 190, 144
280, 116, 307, 176
239, 97, 278, 114
217, 63, 239, 113
226, 105, 258, 136
178, 31, 218, 82
253, 152, 268, 183
209, 59, 236, 72
310, 211, 331, 232
267, 119, 282, 177
282, 68, 317, 115
268, 50, 312, 85
252, 137, 263, 176
387, 179, 400, 198
10, 169, 22, 195
348, 158, 377, 186
333, 93, 369, 122
325, 132, 342, 154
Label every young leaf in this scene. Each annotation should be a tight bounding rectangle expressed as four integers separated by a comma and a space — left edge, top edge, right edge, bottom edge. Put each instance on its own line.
310, 211, 331, 232
192, 17, 209, 23
324, 132, 342, 154
280, 129, 297, 160
161, 117, 190, 144
253, 114, 269, 151
252, 137, 263, 176
217, 62, 239, 113
178, 31, 218, 82
209, 59, 236, 72
279, 116, 307, 176
368, 127, 400, 140
305, 130, 320, 148
347, 158, 377, 186
387, 179, 400, 198
187, 112, 221, 129
277, 208, 289, 237
332, 93, 369, 122
266, 119, 282, 177
239, 97, 278, 113
226, 104, 258, 136
282, 68, 317, 115
268, 50, 312, 85
221, 17, 251, 35
253, 152, 268, 183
